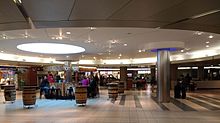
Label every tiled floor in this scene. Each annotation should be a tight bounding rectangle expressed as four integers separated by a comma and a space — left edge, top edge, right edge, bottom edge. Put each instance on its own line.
0, 87, 220, 123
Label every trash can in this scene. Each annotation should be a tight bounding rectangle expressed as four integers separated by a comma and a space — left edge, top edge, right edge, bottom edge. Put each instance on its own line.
75, 86, 87, 106
22, 86, 37, 108
3, 85, 16, 103
108, 83, 118, 100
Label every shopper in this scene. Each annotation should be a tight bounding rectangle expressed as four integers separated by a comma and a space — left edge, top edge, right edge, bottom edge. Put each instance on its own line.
39, 76, 49, 99
174, 79, 181, 98
184, 73, 192, 90
81, 76, 89, 86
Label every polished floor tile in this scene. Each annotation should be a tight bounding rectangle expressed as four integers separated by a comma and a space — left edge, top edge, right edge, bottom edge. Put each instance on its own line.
0, 88, 220, 123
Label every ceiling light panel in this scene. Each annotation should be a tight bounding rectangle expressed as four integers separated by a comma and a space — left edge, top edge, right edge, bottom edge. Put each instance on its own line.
17, 43, 85, 54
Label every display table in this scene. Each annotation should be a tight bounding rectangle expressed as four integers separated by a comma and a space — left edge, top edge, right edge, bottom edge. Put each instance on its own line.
45, 82, 74, 99
75, 86, 87, 106
22, 86, 37, 108
2, 85, 16, 103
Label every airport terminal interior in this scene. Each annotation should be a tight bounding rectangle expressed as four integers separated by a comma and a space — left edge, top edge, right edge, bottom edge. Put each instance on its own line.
0, 0, 220, 123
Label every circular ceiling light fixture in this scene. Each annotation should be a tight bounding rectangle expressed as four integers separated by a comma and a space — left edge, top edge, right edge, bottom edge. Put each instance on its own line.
17, 43, 85, 54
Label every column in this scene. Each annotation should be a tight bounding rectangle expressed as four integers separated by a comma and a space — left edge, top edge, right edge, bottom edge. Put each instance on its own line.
64, 61, 72, 82
157, 50, 170, 103
120, 66, 127, 89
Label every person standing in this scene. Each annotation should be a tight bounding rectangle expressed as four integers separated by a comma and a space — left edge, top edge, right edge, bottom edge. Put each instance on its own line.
39, 76, 49, 99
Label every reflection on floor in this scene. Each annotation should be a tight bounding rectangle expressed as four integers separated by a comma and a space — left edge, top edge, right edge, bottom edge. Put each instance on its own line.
0, 87, 220, 123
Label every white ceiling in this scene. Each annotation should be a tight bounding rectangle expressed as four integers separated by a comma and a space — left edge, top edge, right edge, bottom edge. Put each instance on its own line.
0, 0, 220, 65
0, 27, 220, 62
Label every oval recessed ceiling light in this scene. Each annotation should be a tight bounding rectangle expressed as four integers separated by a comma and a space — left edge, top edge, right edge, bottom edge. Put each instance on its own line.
17, 43, 85, 54
206, 45, 209, 48
123, 43, 127, 46
206, 41, 210, 44
181, 50, 184, 52
138, 50, 142, 53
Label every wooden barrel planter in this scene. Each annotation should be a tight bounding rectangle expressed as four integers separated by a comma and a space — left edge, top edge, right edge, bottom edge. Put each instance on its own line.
3, 85, 16, 103
118, 81, 125, 94
108, 83, 118, 99
75, 86, 87, 105
22, 86, 37, 107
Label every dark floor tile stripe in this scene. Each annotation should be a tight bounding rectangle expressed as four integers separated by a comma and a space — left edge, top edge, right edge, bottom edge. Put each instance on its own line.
191, 95, 220, 106
187, 96, 220, 111
119, 95, 126, 105
151, 95, 169, 111
134, 95, 142, 108
170, 97, 197, 111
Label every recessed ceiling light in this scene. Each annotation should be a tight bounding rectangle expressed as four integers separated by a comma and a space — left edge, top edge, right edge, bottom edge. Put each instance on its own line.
181, 50, 184, 52
206, 45, 209, 48
123, 43, 127, 46
24, 34, 28, 38
118, 57, 120, 59
13, 0, 22, 4
90, 27, 96, 30
58, 36, 63, 40
119, 54, 122, 57
93, 57, 96, 59
51, 37, 55, 39
209, 35, 213, 39
138, 50, 142, 53
17, 43, 85, 54
3, 35, 6, 39
206, 41, 210, 44
66, 32, 71, 35
87, 40, 91, 43
1, 51, 4, 53
66, 56, 69, 58
110, 40, 118, 44
194, 31, 204, 35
